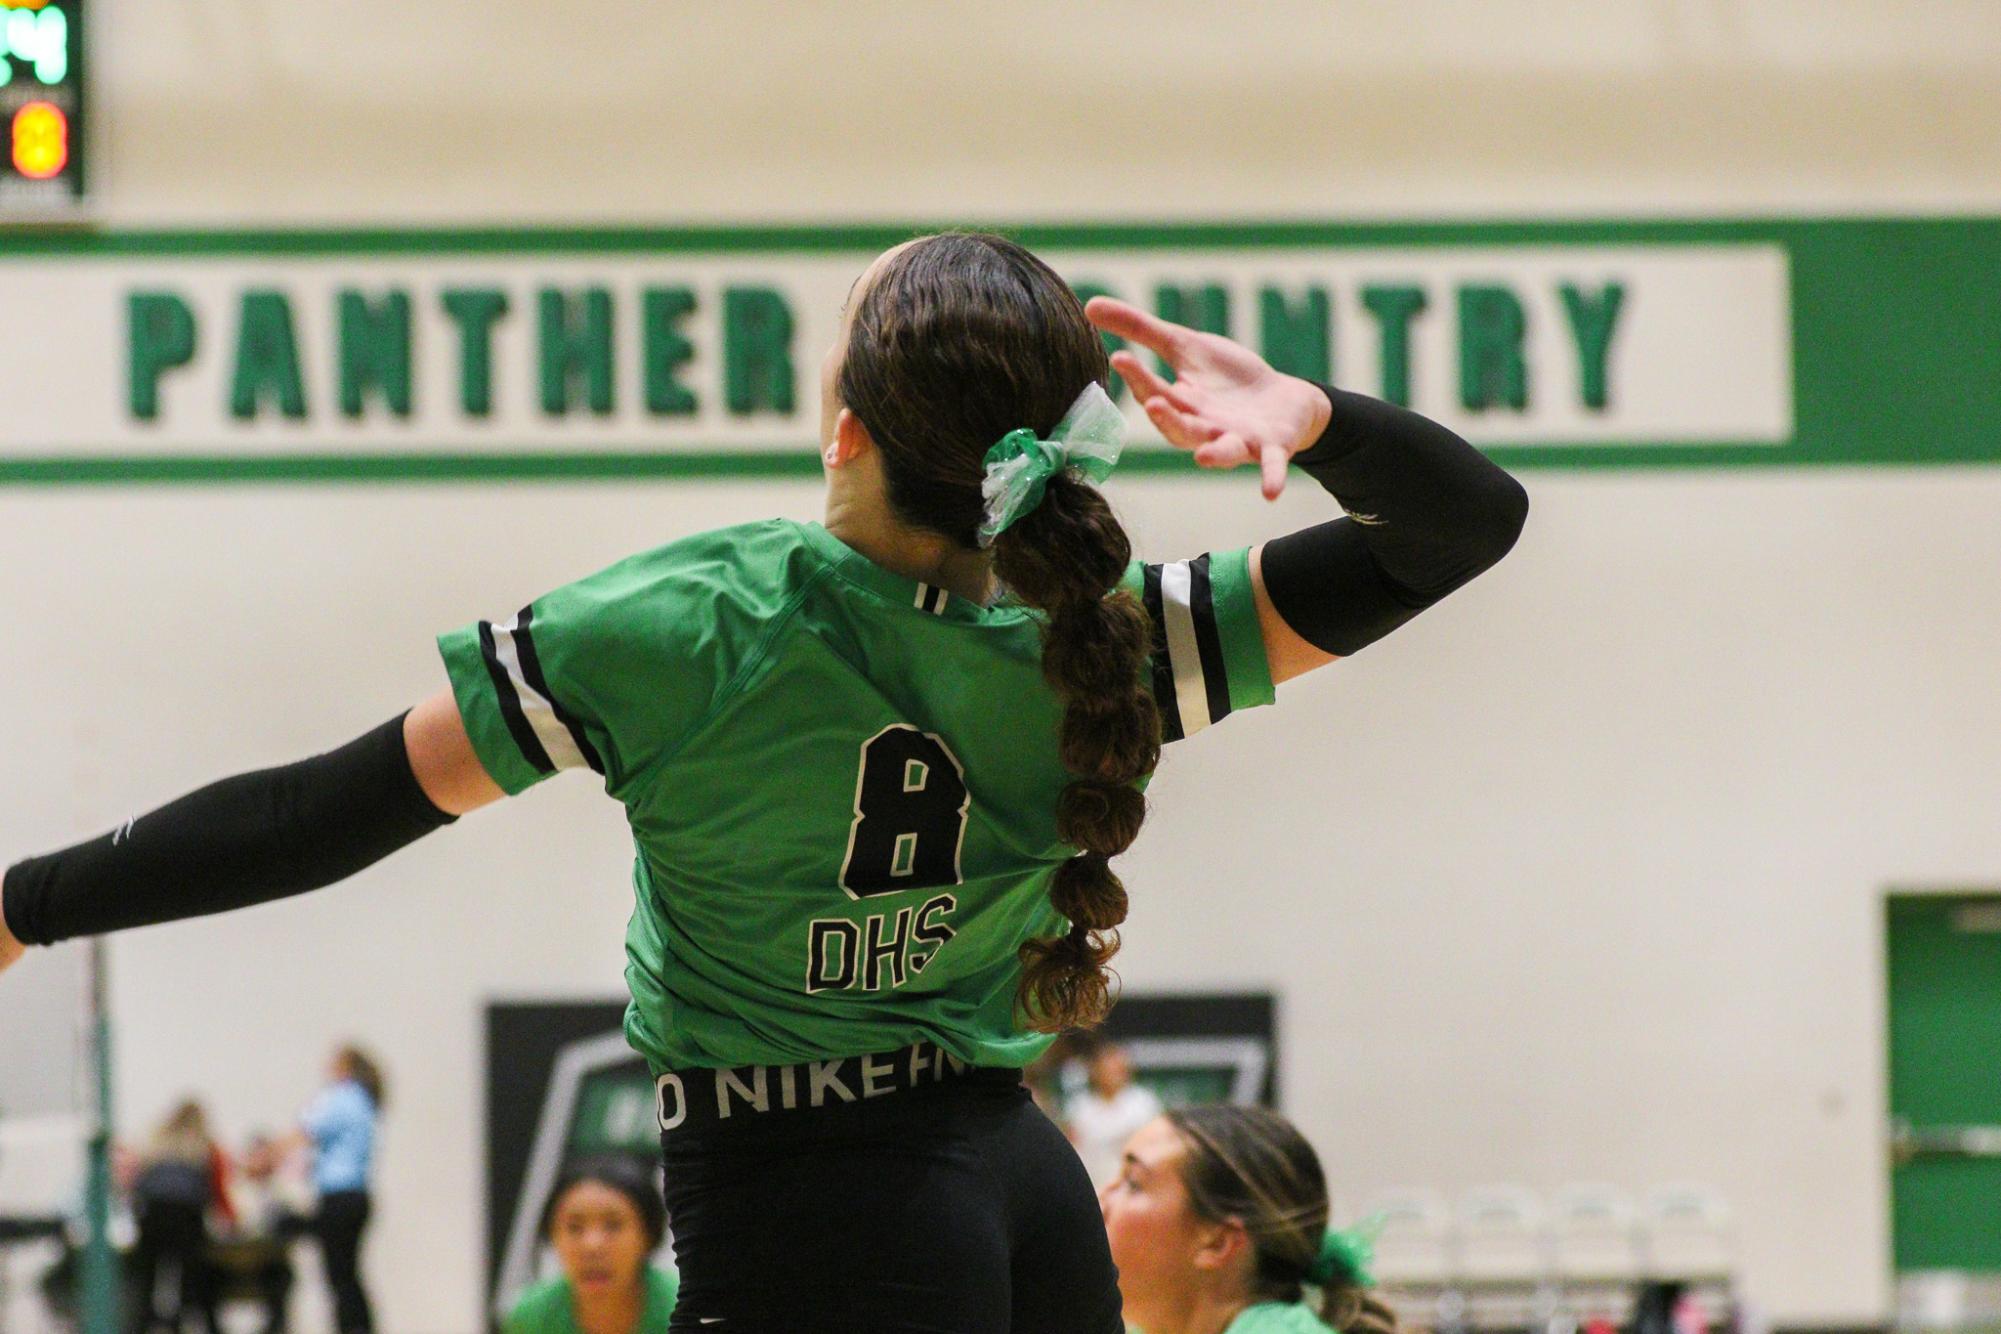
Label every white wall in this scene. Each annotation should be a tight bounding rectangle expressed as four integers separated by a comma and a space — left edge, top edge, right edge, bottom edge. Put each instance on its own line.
9, 472, 2000, 1328
9, 2, 2001, 1328
101, 1, 2001, 224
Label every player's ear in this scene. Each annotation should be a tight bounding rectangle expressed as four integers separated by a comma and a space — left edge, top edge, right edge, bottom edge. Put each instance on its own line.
1189, 1216, 1253, 1274
826, 407, 874, 468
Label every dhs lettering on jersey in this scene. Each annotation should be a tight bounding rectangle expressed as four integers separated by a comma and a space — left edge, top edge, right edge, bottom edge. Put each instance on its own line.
805, 893, 957, 994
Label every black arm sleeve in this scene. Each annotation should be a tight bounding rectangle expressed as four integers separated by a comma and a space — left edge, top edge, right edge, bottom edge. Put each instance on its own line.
1259, 384, 1529, 656
2, 713, 457, 947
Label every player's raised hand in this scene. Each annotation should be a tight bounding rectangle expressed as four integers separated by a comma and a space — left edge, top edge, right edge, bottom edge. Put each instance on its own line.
1085, 296, 1333, 500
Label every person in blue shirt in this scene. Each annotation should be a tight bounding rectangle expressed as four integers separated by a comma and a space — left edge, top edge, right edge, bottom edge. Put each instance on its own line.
1099, 1105, 1396, 1334
298, 1045, 383, 1334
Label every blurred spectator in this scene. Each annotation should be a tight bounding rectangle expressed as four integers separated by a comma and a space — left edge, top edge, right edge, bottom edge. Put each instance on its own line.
214, 1131, 311, 1334
1066, 1038, 1162, 1189
505, 1157, 677, 1334
1021, 1036, 1077, 1121
299, 1044, 383, 1334
128, 1098, 231, 1334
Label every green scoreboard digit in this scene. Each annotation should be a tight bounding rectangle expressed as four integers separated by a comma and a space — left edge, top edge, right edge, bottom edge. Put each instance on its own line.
0, 0, 83, 212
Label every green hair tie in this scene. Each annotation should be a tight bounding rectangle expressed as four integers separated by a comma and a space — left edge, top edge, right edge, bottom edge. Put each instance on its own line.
977, 382, 1126, 546
1309, 1218, 1382, 1289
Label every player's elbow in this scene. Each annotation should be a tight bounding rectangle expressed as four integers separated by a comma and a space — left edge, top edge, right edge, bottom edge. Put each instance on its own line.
1463, 471, 1529, 577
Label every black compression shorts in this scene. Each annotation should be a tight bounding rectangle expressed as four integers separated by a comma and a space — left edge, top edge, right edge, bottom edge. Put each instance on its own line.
658, 1065, 1122, 1334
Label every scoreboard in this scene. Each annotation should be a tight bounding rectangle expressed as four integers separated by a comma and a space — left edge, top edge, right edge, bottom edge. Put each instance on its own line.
0, 0, 81, 211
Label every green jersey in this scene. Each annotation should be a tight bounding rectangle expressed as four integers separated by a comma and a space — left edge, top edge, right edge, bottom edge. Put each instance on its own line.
503, 1265, 677, 1334
439, 519, 1273, 1071
1224, 1302, 1339, 1334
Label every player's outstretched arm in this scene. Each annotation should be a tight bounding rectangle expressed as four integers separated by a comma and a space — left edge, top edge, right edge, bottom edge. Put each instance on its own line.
404, 687, 507, 816
1086, 297, 1529, 684
0, 689, 502, 971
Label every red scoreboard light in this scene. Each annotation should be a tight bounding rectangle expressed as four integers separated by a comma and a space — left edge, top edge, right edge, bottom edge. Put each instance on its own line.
0, 0, 83, 213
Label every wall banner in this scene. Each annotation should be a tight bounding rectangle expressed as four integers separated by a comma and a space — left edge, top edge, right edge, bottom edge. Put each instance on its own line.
0, 219, 1993, 480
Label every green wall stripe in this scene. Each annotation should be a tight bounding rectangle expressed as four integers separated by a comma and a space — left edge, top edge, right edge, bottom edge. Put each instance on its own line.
0, 444, 1945, 486
0, 452, 823, 484
0, 216, 1986, 257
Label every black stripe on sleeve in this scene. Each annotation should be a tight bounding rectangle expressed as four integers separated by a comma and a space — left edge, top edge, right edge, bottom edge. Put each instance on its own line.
1188, 554, 1233, 727
1139, 563, 1186, 744
477, 620, 556, 776
512, 604, 606, 775
923, 585, 947, 615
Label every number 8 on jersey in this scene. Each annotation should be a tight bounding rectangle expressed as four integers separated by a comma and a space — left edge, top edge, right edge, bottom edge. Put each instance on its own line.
839, 725, 972, 897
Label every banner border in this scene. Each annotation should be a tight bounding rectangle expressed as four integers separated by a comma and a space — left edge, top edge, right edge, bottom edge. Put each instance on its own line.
4, 216, 1993, 481
0, 442, 1888, 486
0, 215, 1960, 256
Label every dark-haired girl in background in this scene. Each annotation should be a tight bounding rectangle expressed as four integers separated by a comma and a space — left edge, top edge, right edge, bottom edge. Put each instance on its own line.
1101, 1105, 1396, 1334
2, 232, 1525, 1331
505, 1158, 678, 1334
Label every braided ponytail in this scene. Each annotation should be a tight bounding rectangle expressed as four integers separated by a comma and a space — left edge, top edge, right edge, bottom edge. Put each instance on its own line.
992, 476, 1158, 1032
1321, 1285, 1402, 1334
834, 230, 1158, 1033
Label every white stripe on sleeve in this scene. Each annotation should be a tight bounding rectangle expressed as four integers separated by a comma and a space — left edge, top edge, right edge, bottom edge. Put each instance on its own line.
1156, 561, 1213, 736
492, 615, 591, 772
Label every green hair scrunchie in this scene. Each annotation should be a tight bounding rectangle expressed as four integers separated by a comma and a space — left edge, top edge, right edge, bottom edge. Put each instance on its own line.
1309, 1219, 1381, 1289
976, 382, 1126, 545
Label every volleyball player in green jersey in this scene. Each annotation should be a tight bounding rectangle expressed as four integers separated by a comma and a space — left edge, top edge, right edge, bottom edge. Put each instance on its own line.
1101, 1105, 1393, 1334
1, 233, 1527, 1331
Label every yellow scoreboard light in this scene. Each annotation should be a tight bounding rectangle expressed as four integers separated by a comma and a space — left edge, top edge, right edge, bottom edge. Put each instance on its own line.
13, 101, 65, 178
0, 0, 82, 214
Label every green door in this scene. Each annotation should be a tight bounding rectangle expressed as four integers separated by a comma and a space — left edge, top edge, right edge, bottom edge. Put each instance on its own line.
1888, 895, 2001, 1270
